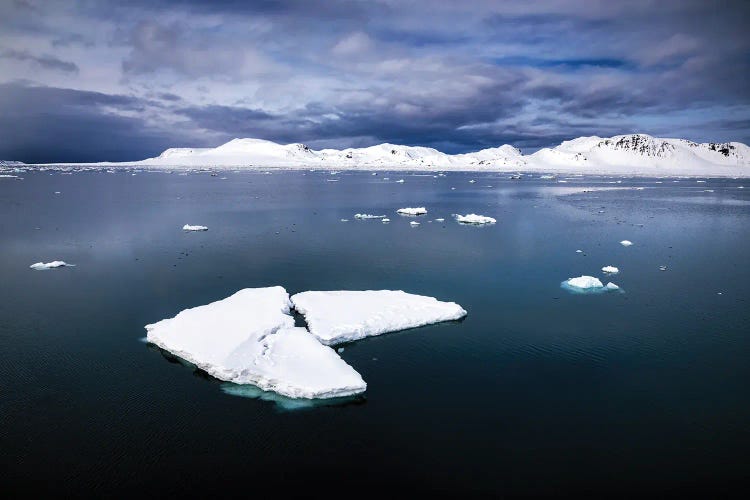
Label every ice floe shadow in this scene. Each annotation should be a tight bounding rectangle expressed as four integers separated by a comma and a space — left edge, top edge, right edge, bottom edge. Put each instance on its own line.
560, 281, 624, 295
146, 341, 365, 411
219, 383, 366, 411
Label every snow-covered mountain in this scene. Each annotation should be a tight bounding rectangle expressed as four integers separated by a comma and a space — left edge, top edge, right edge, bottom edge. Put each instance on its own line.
22, 133, 750, 176
527, 134, 750, 175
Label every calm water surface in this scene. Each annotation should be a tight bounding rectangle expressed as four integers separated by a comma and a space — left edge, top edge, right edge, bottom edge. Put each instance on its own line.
1, 170, 748, 495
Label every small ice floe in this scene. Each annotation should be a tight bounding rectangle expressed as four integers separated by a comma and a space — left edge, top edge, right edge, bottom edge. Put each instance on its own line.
395, 179, 405, 183
0, 174, 20, 179
397, 207, 427, 216
146, 287, 366, 400
602, 266, 619, 274
326, 179, 339, 182
451, 187, 456, 190
30, 261, 74, 270
290, 290, 467, 345
576, 249, 583, 253
469, 179, 476, 183
183, 224, 208, 231
54, 191, 61, 194
340, 219, 349, 222
382, 218, 390, 223
659, 265, 668, 271
354, 214, 386, 219
454, 214, 496, 225
410, 221, 420, 226
620, 240, 633, 246
383, 177, 390, 180
696, 180, 706, 183
372, 172, 378, 176
337, 347, 344, 353
561, 276, 621, 294
539, 175, 555, 179
435, 218, 445, 222
703, 189, 714, 193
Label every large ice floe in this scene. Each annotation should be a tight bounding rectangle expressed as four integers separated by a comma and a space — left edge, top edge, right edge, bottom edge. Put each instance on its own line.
397, 207, 427, 216
561, 275, 621, 294
30, 261, 74, 270
145, 287, 366, 399
290, 290, 467, 345
454, 214, 497, 225
147, 287, 467, 401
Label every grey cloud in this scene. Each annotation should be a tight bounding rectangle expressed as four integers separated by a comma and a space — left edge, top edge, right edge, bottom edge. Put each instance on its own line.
1, 48, 79, 73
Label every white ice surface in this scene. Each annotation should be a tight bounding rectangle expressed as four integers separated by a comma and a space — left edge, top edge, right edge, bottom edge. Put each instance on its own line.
183, 224, 208, 231
290, 290, 467, 345
454, 214, 497, 224
562, 276, 621, 293
30, 261, 73, 270
565, 276, 604, 289
397, 207, 427, 215
145, 287, 366, 399
602, 266, 619, 274
354, 213, 386, 219
620, 240, 633, 246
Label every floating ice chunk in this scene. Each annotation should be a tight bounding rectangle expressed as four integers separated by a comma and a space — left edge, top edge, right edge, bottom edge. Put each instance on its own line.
397, 207, 427, 216
183, 224, 208, 231
382, 218, 390, 223
395, 179, 405, 183
145, 287, 366, 399
30, 261, 74, 270
620, 240, 633, 246
562, 275, 621, 294
290, 290, 467, 345
565, 276, 603, 289
659, 265, 668, 271
340, 219, 349, 222
354, 213, 386, 219
454, 214, 496, 225
576, 249, 583, 253
54, 191, 61, 194
410, 221, 420, 226
435, 218, 445, 222
602, 266, 619, 274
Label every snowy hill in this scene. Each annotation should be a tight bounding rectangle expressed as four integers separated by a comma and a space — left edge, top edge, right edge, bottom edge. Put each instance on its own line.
27, 133, 750, 176
526, 134, 750, 175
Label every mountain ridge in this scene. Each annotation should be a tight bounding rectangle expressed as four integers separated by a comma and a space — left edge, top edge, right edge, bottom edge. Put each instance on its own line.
10, 134, 750, 176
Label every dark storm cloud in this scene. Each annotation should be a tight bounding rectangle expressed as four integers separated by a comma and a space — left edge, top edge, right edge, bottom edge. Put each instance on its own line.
0, 48, 79, 73
0, 82, 184, 163
0, 0, 749, 161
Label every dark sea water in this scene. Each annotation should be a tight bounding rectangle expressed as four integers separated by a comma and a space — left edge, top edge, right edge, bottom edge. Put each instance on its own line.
1, 170, 749, 495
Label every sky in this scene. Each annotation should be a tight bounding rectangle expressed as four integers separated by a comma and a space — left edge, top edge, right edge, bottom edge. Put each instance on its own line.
0, 0, 748, 163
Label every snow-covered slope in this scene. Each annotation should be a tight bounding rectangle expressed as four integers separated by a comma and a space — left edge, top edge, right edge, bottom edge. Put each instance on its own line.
526, 134, 750, 175
32, 133, 750, 176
